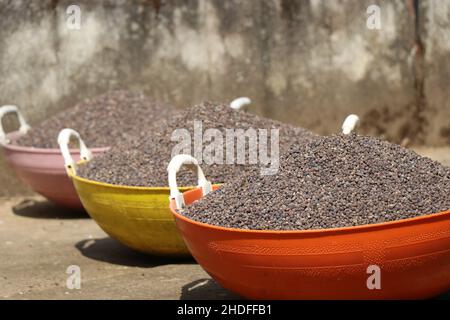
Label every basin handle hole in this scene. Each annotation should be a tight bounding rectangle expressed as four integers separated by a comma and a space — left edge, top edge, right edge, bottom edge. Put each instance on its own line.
0, 105, 30, 144
168, 154, 212, 210
57, 128, 93, 175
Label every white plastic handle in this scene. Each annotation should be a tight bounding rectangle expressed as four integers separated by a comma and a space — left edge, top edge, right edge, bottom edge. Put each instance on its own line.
57, 128, 93, 174
230, 97, 252, 110
0, 105, 31, 144
342, 114, 360, 135
168, 154, 212, 210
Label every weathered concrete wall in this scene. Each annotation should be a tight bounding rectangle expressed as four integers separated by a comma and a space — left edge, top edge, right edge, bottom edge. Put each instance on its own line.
0, 0, 448, 195
421, 0, 450, 145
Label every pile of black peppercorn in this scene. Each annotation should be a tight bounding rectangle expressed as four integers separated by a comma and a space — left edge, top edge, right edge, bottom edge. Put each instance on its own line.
181, 133, 450, 230
78, 102, 317, 187
17, 90, 172, 148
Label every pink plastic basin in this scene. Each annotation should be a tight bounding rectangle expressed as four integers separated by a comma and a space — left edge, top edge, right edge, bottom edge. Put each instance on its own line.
2, 131, 108, 209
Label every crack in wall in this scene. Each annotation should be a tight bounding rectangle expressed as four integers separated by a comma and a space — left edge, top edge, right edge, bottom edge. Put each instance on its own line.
407, 0, 427, 144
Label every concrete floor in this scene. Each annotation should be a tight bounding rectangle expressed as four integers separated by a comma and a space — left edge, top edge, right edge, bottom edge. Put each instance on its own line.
0, 147, 449, 300
0, 197, 240, 299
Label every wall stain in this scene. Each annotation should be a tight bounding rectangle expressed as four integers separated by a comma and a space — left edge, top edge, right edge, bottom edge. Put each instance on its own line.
407, 0, 427, 143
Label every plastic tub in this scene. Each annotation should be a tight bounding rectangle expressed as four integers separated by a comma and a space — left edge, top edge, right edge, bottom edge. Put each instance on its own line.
170, 185, 450, 299
0, 105, 108, 209
59, 130, 200, 256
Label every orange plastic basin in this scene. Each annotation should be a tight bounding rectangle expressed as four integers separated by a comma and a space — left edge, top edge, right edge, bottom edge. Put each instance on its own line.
170, 186, 450, 299
2, 131, 108, 209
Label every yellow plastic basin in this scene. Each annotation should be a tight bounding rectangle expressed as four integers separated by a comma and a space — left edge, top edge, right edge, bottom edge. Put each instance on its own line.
69, 164, 193, 257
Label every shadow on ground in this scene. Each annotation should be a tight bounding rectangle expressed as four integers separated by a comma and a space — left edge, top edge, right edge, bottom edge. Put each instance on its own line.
179, 278, 449, 300
435, 290, 450, 300
12, 199, 89, 219
76, 237, 195, 268
180, 278, 241, 300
